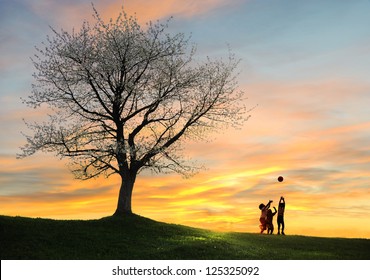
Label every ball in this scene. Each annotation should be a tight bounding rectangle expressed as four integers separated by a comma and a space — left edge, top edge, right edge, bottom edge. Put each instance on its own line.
278, 176, 284, 182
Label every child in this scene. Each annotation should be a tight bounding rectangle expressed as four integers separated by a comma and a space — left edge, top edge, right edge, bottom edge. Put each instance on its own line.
277, 196, 285, 235
266, 207, 277, 234
259, 200, 272, 234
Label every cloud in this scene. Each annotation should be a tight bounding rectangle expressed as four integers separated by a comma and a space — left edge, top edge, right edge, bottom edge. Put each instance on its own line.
0, 152, 119, 219
21, 0, 245, 30
99, 0, 245, 22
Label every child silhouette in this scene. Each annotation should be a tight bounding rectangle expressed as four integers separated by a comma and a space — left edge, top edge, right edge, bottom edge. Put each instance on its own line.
259, 200, 272, 234
277, 196, 285, 235
266, 206, 277, 234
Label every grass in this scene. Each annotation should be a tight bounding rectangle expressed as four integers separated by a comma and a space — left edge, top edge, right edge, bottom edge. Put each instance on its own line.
0, 214, 369, 259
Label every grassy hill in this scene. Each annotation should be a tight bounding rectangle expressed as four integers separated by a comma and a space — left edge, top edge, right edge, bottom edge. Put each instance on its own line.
1, 214, 369, 259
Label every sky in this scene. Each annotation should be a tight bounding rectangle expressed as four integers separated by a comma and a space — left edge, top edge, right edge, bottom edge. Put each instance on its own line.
1, 0, 370, 238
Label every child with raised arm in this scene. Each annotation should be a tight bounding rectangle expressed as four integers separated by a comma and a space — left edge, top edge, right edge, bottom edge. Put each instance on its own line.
266, 206, 277, 234
277, 196, 285, 235
259, 200, 272, 234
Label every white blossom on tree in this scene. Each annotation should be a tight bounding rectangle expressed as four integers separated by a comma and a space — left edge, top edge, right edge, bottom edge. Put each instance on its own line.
19, 7, 249, 215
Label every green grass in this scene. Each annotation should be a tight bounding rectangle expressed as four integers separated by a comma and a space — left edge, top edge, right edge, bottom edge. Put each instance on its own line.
0, 214, 369, 259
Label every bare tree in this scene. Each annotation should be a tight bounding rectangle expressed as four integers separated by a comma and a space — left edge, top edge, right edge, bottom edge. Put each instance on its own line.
19, 7, 249, 215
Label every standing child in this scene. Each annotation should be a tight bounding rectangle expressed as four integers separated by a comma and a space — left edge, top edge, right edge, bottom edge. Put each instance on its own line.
277, 196, 285, 235
266, 207, 277, 234
259, 200, 272, 234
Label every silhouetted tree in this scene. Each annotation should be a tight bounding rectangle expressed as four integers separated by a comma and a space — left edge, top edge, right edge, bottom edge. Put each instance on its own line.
19, 7, 248, 215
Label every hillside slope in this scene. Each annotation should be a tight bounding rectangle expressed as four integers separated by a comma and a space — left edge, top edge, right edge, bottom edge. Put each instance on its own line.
1, 214, 369, 259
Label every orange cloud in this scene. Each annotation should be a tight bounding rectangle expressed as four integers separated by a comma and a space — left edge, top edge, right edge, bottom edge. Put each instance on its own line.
99, 0, 244, 23
26, 0, 245, 30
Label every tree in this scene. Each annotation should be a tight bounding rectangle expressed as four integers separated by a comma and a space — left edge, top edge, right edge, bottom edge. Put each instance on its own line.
19, 7, 248, 216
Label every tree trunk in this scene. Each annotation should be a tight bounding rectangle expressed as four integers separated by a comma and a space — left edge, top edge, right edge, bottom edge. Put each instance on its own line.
113, 171, 136, 216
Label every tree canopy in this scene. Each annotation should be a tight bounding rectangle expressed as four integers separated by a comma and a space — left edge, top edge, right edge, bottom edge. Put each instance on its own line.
19, 7, 249, 214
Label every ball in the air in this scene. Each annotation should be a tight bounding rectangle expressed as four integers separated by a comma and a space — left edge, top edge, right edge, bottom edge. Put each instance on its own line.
278, 176, 284, 182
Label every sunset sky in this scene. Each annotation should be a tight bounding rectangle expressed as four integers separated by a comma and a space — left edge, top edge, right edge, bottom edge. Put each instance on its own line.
1, 0, 370, 238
